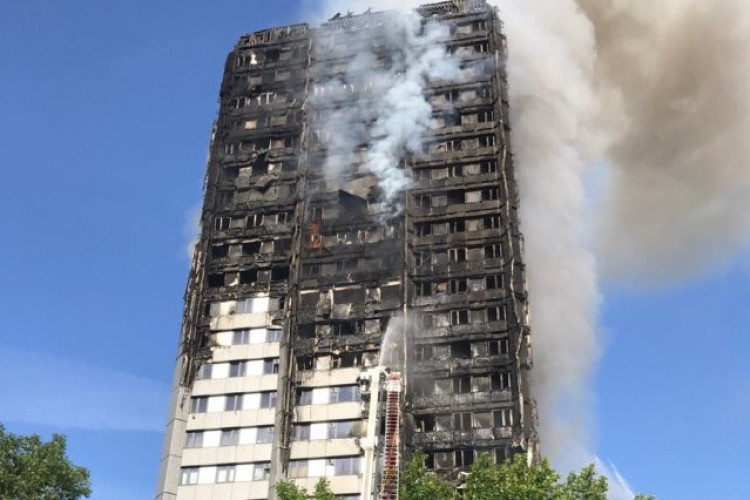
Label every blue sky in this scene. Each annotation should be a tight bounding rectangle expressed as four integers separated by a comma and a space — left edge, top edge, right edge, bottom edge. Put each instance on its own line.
0, 2, 747, 499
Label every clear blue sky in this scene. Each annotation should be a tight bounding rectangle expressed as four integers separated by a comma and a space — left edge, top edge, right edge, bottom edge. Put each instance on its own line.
0, 2, 747, 499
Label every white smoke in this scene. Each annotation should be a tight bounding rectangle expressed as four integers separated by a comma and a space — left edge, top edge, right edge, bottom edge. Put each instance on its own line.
309, 8, 462, 212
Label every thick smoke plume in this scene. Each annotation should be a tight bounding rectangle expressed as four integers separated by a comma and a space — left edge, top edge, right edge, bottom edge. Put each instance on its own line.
580, 0, 750, 284
310, 10, 462, 212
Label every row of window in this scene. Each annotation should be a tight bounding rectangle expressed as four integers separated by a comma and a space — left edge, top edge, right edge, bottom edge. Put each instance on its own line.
413, 273, 504, 297
223, 136, 297, 155
428, 134, 497, 153
214, 212, 291, 232
297, 319, 386, 339
230, 114, 290, 131
414, 186, 500, 209
427, 448, 513, 470
180, 462, 270, 485
236, 46, 306, 68
208, 297, 284, 317
185, 426, 274, 448
197, 358, 279, 380
190, 391, 277, 414
227, 92, 290, 110
418, 306, 507, 327
414, 338, 510, 361
210, 238, 292, 259
414, 215, 503, 237
415, 408, 513, 432
293, 420, 361, 441
411, 161, 497, 181
296, 385, 360, 406
207, 266, 290, 289
414, 243, 503, 266
412, 372, 512, 396
222, 161, 296, 181
214, 328, 282, 346
433, 109, 494, 128
430, 86, 491, 106
287, 457, 361, 478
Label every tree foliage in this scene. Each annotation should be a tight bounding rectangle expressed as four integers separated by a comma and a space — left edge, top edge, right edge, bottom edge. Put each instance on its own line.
0, 425, 91, 500
400, 451, 454, 500
277, 477, 336, 500
403, 452, 654, 500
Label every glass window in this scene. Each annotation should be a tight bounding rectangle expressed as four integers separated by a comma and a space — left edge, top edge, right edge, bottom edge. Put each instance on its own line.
185, 432, 203, 448
216, 465, 236, 483
260, 391, 277, 408
225, 394, 243, 411
233, 330, 250, 345
253, 463, 270, 481
221, 428, 239, 446
288, 460, 308, 479
334, 457, 360, 476
256, 426, 275, 443
297, 389, 313, 405
229, 361, 247, 378
190, 397, 208, 413
180, 467, 199, 485
330, 421, 357, 439
295, 424, 311, 441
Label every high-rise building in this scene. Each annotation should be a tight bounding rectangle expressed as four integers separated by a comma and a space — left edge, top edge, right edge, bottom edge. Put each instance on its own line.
156, 1, 537, 499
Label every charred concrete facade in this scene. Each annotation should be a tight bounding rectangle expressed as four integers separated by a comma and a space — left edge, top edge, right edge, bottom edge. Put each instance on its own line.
157, 2, 537, 499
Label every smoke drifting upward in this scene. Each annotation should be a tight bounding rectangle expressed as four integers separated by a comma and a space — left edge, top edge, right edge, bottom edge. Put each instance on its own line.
500, 0, 603, 467
310, 10, 462, 212
579, 0, 750, 285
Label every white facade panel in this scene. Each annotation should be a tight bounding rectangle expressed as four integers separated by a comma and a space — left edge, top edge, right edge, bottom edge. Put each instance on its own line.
239, 427, 257, 445
207, 396, 225, 413
311, 388, 329, 405
197, 466, 216, 485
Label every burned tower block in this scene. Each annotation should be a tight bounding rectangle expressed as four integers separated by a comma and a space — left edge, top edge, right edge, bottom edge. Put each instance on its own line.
156, 1, 538, 499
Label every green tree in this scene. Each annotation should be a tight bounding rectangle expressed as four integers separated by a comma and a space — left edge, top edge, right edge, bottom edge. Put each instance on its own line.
402, 452, 653, 500
400, 451, 454, 500
276, 477, 336, 500
0, 425, 91, 500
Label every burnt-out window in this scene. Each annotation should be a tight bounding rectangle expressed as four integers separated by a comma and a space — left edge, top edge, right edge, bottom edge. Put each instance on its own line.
492, 372, 511, 391
499, 338, 510, 354
415, 281, 432, 297
415, 194, 431, 208
297, 325, 315, 339
215, 217, 231, 231
482, 187, 500, 201
240, 269, 258, 284
415, 252, 429, 266
449, 248, 467, 263
486, 274, 503, 290
336, 259, 358, 273
303, 264, 320, 278
494, 409, 513, 427
449, 219, 465, 233
447, 190, 465, 205
485, 243, 503, 259
450, 278, 467, 294
416, 223, 432, 237
451, 341, 471, 359
451, 309, 469, 325
487, 306, 505, 322
208, 274, 224, 288
455, 450, 474, 467
271, 266, 289, 281
211, 245, 228, 258
483, 215, 501, 230
414, 345, 432, 361
454, 375, 471, 393
454, 412, 472, 431
243, 241, 261, 256
415, 415, 435, 432
480, 160, 497, 174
